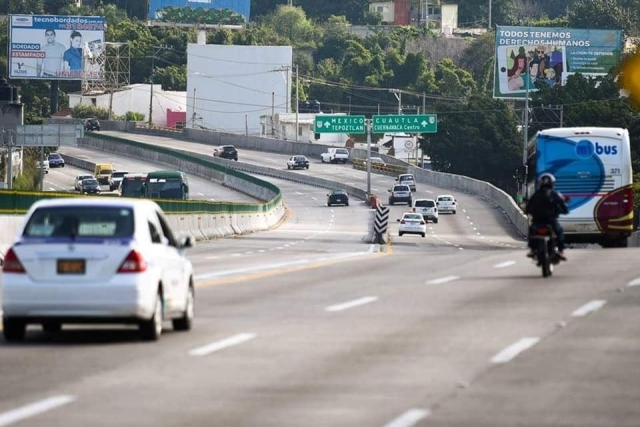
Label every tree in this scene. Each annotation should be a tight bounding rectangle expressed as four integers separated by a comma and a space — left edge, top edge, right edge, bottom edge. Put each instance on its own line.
458, 32, 495, 95
568, 0, 632, 36
262, 5, 318, 48
422, 95, 522, 192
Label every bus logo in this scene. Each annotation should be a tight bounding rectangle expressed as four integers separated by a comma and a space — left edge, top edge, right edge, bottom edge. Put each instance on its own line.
575, 140, 594, 159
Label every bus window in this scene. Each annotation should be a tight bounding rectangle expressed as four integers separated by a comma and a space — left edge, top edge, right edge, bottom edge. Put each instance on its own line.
143, 171, 189, 200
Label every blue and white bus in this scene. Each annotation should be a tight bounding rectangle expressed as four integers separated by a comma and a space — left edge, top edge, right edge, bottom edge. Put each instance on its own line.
526, 127, 634, 247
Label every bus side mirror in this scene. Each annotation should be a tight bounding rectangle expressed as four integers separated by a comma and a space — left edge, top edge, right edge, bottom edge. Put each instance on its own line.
183, 184, 189, 193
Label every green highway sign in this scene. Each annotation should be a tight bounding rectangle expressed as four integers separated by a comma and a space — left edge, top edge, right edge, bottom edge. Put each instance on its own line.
314, 115, 366, 134
372, 114, 437, 133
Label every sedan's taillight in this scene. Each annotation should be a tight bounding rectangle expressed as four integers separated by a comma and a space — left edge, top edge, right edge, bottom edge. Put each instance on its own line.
117, 250, 148, 273
2, 248, 25, 273
420, 221, 426, 225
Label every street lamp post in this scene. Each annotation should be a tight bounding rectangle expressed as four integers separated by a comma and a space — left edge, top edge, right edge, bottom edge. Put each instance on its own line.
522, 60, 530, 199
295, 64, 299, 142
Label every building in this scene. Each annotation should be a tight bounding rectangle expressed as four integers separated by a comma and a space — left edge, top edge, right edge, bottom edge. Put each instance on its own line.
259, 113, 349, 145
186, 44, 292, 135
68, 84, 186, 127
368, 0, 458, 33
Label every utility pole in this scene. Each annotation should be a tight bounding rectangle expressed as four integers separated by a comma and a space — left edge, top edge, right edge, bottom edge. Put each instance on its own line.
295, 64, 299, 142
149, 44, 172, 126
347, 96, 352, 115
488, 0, 492, 29
389, 89, 402, 114
522, 60, 530, 199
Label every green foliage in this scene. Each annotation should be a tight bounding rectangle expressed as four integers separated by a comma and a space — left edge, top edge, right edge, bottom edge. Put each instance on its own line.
156, 7, 246, 25
423, 95, 522, 192
71, 105, 111, 120
262, 5, 318, 48
154, 65, 187, 91
125, 111, 145, 121
568, 0, 633, 36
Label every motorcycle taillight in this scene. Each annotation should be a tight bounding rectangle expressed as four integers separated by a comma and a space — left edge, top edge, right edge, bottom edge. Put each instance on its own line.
535, 226, 549, 235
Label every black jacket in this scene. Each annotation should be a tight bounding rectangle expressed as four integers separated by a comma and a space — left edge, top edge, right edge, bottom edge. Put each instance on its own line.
525, 187, 569, 222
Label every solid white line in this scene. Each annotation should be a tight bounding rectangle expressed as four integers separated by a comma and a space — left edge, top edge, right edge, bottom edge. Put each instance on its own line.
205, 256, 220, 260
326, 296, 378, 312
628, 277, 640, 287
572, 300, 607, 317
189, 333, 257, 356
384, 409, 431, 427
311, 197, 317, 200
493, 260, 516, 269
426, 276, 459, 285
0, 395, 76, 427
491, 337, 540, 363
231, 253, 242, 257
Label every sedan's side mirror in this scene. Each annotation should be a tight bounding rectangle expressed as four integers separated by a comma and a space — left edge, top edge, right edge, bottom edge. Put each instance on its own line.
178, 234, 194, 249
396, 219, 401, 222
388, 189, 391, 192
395, 177, 399, 181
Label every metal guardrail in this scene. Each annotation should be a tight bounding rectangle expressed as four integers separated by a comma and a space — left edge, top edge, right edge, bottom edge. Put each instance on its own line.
352, 158, 408, 176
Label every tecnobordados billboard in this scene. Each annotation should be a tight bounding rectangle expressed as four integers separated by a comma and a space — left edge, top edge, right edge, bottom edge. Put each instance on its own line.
148, 0, 250, 24
494, 26, 623, 100
9, 15, 106, 81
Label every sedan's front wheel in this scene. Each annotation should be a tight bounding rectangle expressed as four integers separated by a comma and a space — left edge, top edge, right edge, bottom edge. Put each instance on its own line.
3, 317, 26, 342
140, 292, 163, 341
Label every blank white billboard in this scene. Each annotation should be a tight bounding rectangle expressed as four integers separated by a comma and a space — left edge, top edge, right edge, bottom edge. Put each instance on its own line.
186, 44, 292, 135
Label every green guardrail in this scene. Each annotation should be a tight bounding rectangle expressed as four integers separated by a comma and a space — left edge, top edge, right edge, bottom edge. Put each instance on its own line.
0, 135, 282, 215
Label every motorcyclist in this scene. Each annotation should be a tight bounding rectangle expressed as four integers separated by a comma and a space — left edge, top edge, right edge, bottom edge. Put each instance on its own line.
525, 173, 569, 260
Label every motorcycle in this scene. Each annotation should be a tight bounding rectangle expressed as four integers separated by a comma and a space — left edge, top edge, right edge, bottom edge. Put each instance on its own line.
529, 223, 562, 277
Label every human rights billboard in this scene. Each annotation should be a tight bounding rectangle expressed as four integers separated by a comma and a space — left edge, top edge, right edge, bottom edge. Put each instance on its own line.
9, 14, 106, 81
494, 26, 623, 100
148, 0, 250, 24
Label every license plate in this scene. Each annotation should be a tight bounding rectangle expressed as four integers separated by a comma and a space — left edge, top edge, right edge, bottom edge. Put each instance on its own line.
336, 199, 342, 202
57, 259, 86, 275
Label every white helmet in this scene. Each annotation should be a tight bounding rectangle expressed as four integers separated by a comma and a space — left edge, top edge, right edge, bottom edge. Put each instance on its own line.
538, 173, 556, 187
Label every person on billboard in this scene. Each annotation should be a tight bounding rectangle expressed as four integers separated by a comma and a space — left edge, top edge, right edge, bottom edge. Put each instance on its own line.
37, 29, 66, 78
63, 31, 84, 72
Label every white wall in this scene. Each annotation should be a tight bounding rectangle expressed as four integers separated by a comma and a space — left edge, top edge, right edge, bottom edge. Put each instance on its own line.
186, 44, 292, 135
441, 4, 458, 31
69, 84, 186, 127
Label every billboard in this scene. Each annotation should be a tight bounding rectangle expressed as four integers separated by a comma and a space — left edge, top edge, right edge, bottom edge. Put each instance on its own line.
9, 14, 106, 81
494, 26, 623, 100
148, 0, 250, 24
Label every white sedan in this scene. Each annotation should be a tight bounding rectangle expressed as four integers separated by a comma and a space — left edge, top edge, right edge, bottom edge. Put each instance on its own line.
397, 212, 427, 237
1, 198, 195, 342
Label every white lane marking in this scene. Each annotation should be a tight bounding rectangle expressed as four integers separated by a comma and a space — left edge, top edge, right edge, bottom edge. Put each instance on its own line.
197, 192, 204, 196
426, 276, 459, 285
425, 190, 433, 194
205, 256, 220, 260
494, 260, 516, 269
189, 333, 257, 356
195, 252, 370, 280
384, 409, 431, 427
231, 253, 242, 257
311, 197, 317, 200
48, 187, 57, 191
628, 277, 640, 287
257, 249, 266, 253
208, 198, 216, 201
0, 395, 76, 427
571, 300, 607, 317
372, 188, 378, 191
326, 296, 378, 312
295, 191, 304, 195
244, 251, 254, 255
469, 222, 474, 225
491, 337, 540, 363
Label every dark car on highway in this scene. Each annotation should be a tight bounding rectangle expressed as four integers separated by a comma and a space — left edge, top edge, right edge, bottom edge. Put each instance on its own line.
213, 145, 238, 161
327, 189, 349, 207
84, 118, 101, 131
81, 178, 101, 195
47, 153, 65, 168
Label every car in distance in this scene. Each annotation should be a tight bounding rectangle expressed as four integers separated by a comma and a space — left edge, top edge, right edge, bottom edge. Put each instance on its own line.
413, 198, 439, 223
213, 145, 238, 161
396, 173, 416, 192
108, 171, 129, 191
74, 174, 95, 191
84, 118, 101, 131
388, 184, 412, 206
327, 189, 349, 207
1, 197, 195, 342
436, 194, 457, 214
365, 156, 386, 166
47, 153, 65, 168
80, 178, 101, 195
287, 155, 310, 170
36, 159, 49, 174
321, 147, 350, 164
397, 212, 427, 238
